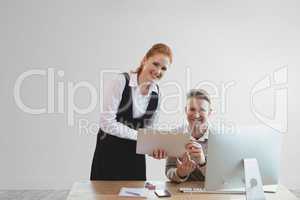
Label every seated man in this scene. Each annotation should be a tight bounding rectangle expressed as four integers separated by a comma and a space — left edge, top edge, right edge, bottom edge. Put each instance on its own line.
165, 89, 212, 183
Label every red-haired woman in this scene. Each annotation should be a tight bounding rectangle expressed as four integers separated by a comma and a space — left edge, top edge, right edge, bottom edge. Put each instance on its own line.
91, 43, 173, 180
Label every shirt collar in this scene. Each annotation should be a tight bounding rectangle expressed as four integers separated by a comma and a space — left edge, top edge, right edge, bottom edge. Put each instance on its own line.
129, 73, 159, 94
182, 121, 210, 142
198, 128, 210, 142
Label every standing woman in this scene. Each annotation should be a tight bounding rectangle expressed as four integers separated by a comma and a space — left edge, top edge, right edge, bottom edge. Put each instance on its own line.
91, 43, 172, 180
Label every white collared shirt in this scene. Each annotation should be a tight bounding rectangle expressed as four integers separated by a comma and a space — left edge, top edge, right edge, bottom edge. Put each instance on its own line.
99, 73, 160, 141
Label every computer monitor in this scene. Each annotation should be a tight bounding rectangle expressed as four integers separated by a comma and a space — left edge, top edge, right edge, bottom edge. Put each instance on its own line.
205, 126, 283, 191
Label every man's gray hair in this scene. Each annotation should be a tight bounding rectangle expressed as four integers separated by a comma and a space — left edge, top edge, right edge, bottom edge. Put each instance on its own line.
187, 89, 211, 104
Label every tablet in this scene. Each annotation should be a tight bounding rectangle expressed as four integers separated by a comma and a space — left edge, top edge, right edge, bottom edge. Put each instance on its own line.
136, 129, 190, 157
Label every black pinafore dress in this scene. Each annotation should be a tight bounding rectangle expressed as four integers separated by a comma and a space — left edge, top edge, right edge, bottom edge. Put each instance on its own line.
90, 72, 159, 180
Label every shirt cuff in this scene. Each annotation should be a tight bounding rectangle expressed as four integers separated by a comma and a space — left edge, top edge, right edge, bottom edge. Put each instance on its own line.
127, 129, 138, 140
173, 168, 190, 183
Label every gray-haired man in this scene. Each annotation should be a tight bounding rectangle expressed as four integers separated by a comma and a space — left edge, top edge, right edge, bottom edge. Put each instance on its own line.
165, 89, 212, 183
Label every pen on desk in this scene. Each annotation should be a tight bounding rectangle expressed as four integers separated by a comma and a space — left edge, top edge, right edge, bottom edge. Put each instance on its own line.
125, 191, 141, 196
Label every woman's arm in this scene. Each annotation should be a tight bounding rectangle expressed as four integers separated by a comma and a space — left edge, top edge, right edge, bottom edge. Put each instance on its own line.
99, 74, 138, 140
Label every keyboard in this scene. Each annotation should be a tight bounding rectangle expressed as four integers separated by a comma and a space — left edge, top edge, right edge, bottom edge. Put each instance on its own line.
179, 187, 245, 194
179, 185, 277, 194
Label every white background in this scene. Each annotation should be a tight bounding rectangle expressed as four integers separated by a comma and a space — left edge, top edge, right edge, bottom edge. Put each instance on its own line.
1, 0, 299, 190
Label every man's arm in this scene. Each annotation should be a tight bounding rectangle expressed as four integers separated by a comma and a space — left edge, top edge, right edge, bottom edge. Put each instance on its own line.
165, 157, 189, 183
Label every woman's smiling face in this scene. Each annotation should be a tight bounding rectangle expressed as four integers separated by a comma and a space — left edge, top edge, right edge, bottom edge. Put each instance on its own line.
140, 53, 170, 82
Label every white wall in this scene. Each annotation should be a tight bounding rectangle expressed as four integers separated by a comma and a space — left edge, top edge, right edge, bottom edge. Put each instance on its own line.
1, 0, 300, 189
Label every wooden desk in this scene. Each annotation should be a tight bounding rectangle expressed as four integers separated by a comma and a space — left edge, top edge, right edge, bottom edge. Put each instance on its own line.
67, 181, 298, 200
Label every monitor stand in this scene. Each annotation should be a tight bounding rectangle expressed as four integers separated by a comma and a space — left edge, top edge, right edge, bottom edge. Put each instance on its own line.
243, 158, 266, 200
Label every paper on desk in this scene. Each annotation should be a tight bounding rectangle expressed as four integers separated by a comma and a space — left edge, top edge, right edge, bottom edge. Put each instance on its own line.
119, 187, 147, 198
